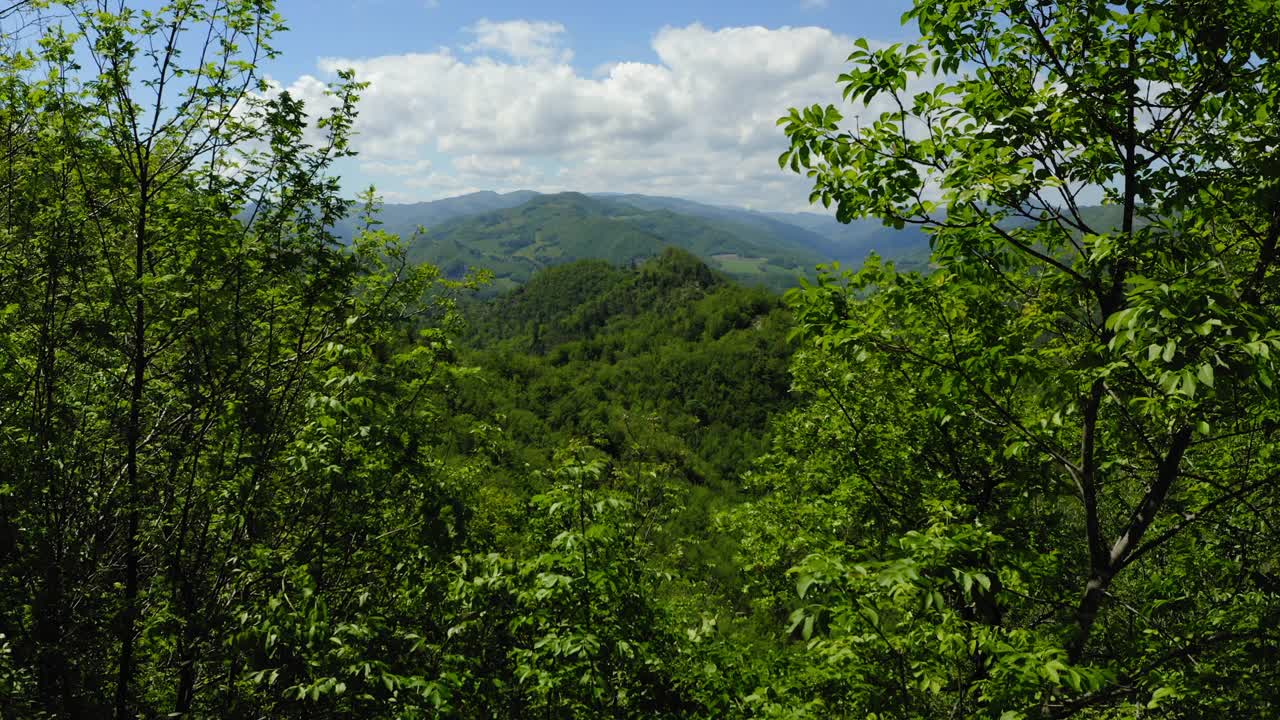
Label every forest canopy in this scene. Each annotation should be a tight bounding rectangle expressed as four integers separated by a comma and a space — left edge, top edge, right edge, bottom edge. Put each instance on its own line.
1, 0, 1278, 718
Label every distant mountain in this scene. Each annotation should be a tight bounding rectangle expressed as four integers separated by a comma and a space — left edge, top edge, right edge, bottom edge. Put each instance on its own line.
336, 190, 539, 241
592, 193, 837, 258
401, 192, 825, 293
763, 210, 932, 269
597, 193, 933, 270
338, 190, 1005, 292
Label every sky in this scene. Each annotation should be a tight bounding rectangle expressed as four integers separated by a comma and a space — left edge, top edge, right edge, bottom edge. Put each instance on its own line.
262, 0, 919, 211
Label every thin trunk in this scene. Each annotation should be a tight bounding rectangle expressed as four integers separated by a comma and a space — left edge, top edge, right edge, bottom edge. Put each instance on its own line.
1243, 205, 1280, 304
1068, 25, 1142, 665
114, 181, 148, 720
34, 167, 73, 715
1079, 381, 1107, 574
1069, 425, 1193, 662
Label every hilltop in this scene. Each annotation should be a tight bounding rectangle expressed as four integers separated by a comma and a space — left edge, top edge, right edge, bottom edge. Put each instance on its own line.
456, 248, 793, 484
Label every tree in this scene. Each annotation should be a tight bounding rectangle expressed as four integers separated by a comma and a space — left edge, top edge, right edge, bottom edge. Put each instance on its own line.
442, 444, 694, 718
0, 3, 485, 717
769, 0, 1280, 716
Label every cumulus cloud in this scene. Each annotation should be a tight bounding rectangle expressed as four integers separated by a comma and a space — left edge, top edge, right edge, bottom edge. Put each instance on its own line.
280, 22, 921, 211
359, 158, 434, 177
452, 154, 524, 176
465, 19, 572, 64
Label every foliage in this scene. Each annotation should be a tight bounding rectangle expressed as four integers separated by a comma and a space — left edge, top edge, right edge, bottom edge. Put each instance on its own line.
0, 3, 485, 716
442, 446, 694, 718
457, 249, 794, 486
763, 0, 1280, 716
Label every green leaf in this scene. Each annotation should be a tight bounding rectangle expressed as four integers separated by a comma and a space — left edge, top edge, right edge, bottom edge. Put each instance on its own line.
1197, 363, 1214, 388
1148, 686, 1179, 708
796, 574, 817, 599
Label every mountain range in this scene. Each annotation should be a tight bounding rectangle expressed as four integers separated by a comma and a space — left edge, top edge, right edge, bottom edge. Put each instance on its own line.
338, 190, 933, 292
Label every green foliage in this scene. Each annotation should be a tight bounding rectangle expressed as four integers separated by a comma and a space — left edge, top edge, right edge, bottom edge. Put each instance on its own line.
442, 446, 693, 718
758, 0, 1280, 716
457, 249, 794, 485
0, 4, 487, 717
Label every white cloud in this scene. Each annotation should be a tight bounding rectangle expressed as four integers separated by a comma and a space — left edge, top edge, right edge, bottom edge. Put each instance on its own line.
801, 0, 830, 8
465, 19, 572, 65
282, 22, 920, 211
452, 154, 524, 176
359, 158, 434, 177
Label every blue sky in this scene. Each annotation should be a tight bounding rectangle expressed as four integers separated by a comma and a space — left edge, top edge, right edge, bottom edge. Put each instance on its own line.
261, 0, 919, 211
266, 1, 916, 78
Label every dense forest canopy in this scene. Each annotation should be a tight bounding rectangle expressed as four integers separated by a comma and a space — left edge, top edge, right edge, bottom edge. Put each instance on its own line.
1, 0, 1278, 718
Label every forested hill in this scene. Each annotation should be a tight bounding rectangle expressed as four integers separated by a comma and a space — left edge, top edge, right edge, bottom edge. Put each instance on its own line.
598, 192, 933, 270
340, 191, 1125, 294
454, 248, 795, 485
399, 192, 824, 292
338, 190, 935, 293
344, 190, 1138, 297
